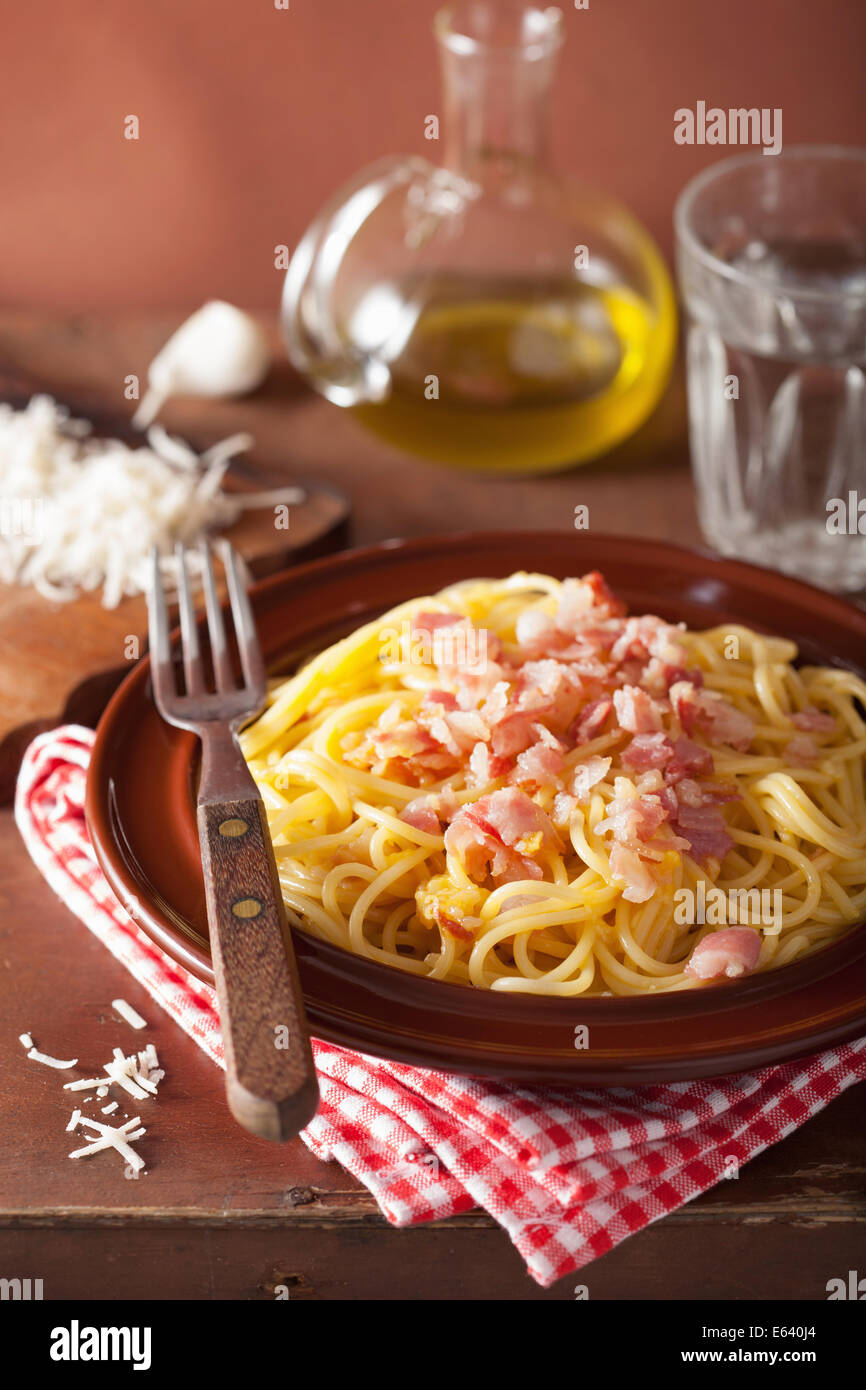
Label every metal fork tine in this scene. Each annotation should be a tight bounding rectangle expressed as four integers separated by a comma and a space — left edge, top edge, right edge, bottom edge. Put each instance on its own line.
175, 544, 206, 697
147, 547, 176, 709
200, 541, 235, 693
219, 540, 266, 700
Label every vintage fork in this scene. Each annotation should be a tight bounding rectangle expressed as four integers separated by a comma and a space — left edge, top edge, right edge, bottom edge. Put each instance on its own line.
148, 540, 319, 1142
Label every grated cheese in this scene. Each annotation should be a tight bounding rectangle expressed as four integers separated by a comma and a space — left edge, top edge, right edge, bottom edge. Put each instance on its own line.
21, 1021, 164, 1172
62, 1044, 164, 1106
0, 395, 304, 609
26, 1046, 78, 1070
104, 1061, 150, 1100
112, 998, 147, 1030
68, 1114, 147, 1172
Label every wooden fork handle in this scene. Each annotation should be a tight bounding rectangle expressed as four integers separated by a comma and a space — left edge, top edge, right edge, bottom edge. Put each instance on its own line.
198, 794, 319, 1142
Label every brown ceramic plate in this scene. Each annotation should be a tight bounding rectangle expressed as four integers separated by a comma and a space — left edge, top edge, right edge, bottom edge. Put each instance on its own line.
85, 532, 866, 1083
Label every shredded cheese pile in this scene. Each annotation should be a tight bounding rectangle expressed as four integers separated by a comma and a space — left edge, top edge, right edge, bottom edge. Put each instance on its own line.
20, 1016, 164, 1174
63, 1044, 164, 1102
0, 394, 303, 607
66, 1113, 148, 1173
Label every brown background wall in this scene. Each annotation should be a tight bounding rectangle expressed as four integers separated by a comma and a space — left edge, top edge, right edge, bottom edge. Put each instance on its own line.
1, 0, 863, 312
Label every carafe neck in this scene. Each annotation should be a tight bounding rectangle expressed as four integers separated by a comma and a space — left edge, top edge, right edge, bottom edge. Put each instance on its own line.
435, 3, 563, 178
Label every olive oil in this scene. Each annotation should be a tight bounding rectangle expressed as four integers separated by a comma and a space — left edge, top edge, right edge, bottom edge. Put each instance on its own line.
350, 275, 676, 472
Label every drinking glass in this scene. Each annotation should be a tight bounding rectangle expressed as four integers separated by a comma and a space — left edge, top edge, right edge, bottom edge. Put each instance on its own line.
675, 148, 866, 592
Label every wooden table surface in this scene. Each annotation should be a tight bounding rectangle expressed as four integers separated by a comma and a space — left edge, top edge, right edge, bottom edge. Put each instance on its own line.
0, 312, 863, 1300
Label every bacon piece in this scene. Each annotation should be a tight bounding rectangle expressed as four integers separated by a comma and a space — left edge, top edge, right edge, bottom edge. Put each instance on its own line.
412, 613, 482, 674
445, 788, 560, 884
609, 843, 657, 903
669, 679, 698, 732
613, 685, 665, 734
568, 659, 616, 691
400, 798, 442, 834
685, 927, 762, 980
437, 912, 475, 941
635, 768, 664, 795
510, 742, 565, 790
583, 570, 627, 616
695, 781, 740, 805
531, 722, 566, 751
412, 610, 467, 635
641, 657, 704, 696
449, 710, 489, 744
570, 755, 612, 802
621, 732, 674, 772
423, 706, 489, 757
597, 791, 668, 846
444, 813, 537, 883
478, 679, 510, 724
425, 688, 458, 711
413, 612, 504, 667
670, 681, 754, 751
400, 787, 459, 833
474, 788, 561, 853
665, 735, 714, 783
698, 697, 754, 751
515, 609, 558, 656
366, 715, 446, 762
515, 659, 584, 731
424, 718, 460, 758
556, 572, 626, 634
610, 617, 651, 666
468, 741, 490, 787
792, 708, 836, 733
467, 741, 511, 787
422, 628, 511, 706
552, 791, 578, 824
452, 660, 513, 708
483, 708, 531, 758
675, 778, 706, 809
412, 609, 513, 707
573, 697, 613, 743
671, 803, 734, 862
786, 734, 819, 765
344, 702, 462, 783
610, 614, 688, 671
378, 699, 406, 731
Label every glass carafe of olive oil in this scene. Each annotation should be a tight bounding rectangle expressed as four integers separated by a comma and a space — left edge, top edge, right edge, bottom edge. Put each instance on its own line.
282, 3, 676, 473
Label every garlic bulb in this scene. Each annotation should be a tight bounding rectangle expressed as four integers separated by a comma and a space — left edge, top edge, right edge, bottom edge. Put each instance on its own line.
133, 301, 272, 429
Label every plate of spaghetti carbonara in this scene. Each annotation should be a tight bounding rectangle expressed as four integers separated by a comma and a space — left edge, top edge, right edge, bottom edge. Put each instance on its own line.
240, 568, 866, 998
87, 532, 866, 1082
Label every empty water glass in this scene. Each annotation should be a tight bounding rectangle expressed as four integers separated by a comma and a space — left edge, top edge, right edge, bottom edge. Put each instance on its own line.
675, 148, 866, 593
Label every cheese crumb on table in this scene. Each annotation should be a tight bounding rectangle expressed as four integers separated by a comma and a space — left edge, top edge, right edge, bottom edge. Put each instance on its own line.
26, 1046, 78, 1069
112, 999, 147, 1031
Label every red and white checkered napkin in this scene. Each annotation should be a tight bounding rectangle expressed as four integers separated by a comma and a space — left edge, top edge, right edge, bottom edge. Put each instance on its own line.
15, 726, 866, 1288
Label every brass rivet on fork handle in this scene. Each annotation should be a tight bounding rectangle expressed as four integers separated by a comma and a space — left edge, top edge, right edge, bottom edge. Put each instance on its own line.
146, 540, 319, 1142
219, 817, 250, 837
